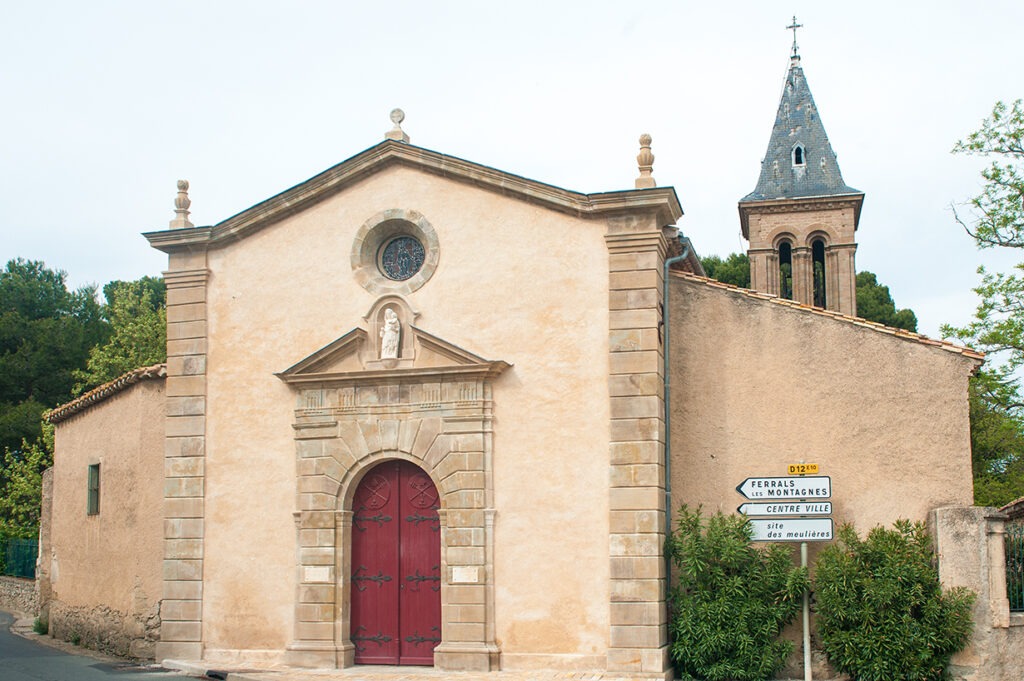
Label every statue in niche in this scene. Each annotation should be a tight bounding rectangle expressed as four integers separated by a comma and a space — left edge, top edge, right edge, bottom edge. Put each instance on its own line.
380, 308, 401, 359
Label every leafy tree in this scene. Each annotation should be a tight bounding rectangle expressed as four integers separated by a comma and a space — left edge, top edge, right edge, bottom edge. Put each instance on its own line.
699, 253, 751, 288
943, 100, 1024, 506
73, 276, 167, 393
815, 520, 975, 681
0, 424, 53, 539
856, 271, 918, 332
0, 259, 106, 452
667, 505, 809, 681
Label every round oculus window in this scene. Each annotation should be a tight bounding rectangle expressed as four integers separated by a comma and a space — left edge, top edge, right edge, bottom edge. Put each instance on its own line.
378, 235, 426, 281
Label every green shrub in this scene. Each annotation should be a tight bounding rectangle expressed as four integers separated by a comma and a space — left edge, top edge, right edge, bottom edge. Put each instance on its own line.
667, 505, 809, 681
815, 520, 975, 681
32, 616, 48, 635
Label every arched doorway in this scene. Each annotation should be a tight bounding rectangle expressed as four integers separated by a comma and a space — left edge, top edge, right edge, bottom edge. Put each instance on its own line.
350, 460, 441, 665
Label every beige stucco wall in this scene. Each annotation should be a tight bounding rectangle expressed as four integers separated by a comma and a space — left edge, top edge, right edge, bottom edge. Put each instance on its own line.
668, 274, 976, 532
199, 164, 612, 664
49, 379, 165, 657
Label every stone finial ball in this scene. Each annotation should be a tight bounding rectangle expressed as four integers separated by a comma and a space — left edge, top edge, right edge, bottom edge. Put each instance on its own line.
639, 133, 652, 146
177, 179, 189, 191
390, 109, 405, 125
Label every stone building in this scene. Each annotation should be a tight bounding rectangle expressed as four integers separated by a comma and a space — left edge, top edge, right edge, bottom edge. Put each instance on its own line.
39, 50, 995, 679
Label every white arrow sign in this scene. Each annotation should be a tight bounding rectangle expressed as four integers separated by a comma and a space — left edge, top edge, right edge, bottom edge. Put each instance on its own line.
736, 476, 831, 500
738, 502, 832, 516
749, 518, 834, 542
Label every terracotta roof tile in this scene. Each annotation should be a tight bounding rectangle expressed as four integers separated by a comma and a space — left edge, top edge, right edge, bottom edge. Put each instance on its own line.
673, 272, 985, 363
45, 363, 167, 425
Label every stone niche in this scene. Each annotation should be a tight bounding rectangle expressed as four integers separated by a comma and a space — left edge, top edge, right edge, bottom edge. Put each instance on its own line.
276, 305, 509, 671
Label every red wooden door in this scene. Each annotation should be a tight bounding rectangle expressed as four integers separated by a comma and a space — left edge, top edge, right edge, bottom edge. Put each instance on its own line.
351, 460, 441, 665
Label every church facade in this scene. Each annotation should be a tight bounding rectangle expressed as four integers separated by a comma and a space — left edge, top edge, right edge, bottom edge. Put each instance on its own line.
41, 55, 985, 679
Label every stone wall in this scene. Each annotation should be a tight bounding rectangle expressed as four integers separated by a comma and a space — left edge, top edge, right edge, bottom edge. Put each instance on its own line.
49, 599, 160, 659
933, 506, 1024, 681
0, 575, 38, 617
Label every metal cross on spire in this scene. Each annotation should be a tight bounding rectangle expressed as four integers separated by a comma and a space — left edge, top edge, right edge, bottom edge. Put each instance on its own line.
786, 15, 803, 58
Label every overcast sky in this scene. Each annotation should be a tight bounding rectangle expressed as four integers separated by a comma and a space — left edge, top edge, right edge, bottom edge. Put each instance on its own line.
2, 1, 1022, 339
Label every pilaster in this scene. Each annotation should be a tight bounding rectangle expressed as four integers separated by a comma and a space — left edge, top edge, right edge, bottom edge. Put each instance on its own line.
605, 220, 671, 679
156, 263, 209, 663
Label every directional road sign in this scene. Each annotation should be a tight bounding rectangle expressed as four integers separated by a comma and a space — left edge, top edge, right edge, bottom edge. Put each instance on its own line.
749, 517, 834, 542
736, 476, 831, 500
737, 502, 832, 516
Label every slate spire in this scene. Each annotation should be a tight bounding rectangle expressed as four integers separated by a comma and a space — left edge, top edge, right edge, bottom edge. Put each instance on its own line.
740, 51, 860, 203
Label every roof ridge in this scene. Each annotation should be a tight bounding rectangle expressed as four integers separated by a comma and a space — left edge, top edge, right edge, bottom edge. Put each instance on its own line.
672, 271, 984, 362
45, 363, 167, 424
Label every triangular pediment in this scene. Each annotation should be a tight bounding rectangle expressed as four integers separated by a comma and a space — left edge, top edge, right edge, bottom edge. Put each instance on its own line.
276, 325, 510, 387
145, 140, 682, 253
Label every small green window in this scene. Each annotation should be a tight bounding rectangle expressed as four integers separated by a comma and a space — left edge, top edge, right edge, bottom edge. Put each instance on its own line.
87, 464, 100, 515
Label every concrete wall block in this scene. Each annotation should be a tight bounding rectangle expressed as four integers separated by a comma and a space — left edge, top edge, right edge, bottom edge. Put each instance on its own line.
445, 585, 485, 605
299, 511, 336, 529
609, 509, 663, 534
610, 555, 666, 580
609, 351, 661, 376
165, 414, 205, 438
296, 603, 334, 622
166, 320, 207, 342
609, 533, 662, 557
162, 559, 202, 581
163, 496, 204, 518
160, 621, 202, 643
610, 441, 661, 465
297, 493, 335, 511
610, 417, 664, 443
166, 302, 206, 324
164, 518, 204, 539
610, 308, 659, 330
610, 486, 665, 511
446, 603, 486, 623
166, 396, 206, 417
166, 285, 206, 306
165, 436, 204, 458
161, 599, 202, 622
610, 624, 664, 648
378, 419, 400, 451
446, 509, 485, 528
446, 546, 485, 565
610, 577, 664, 603
298, 584, 334, 604
444, 488, 485, 510
164, 476, 204, 498
445, 621, 485, 642
166, 338, 208, 358
165, 375, 206, 397
162, 580, 202, 601
299, 528, 335, 548
297, 475, 340, 497
609, 373, 661, 398
299, 547, 336, 566
296, 439, 325, 459
610, 269, 660, 291
610, 601, 665, 627
610, 395, 662, 420
164, 539, 203, 560
294, 621, 334, 641
165, 456, 204, 478
609, 463, 665, 488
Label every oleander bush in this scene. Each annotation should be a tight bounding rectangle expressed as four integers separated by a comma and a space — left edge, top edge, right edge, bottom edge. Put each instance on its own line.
815, 520, 975, 681
667, 505, 809, 681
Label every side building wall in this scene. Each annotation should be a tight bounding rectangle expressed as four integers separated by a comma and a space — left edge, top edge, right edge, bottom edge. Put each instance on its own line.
47, 378, 166, 659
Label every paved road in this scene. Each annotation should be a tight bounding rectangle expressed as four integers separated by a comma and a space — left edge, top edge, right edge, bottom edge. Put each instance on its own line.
0, 611, 183, 681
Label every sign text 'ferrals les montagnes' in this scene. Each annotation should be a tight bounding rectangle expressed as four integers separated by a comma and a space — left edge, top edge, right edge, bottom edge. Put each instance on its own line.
735, 476, 831, 500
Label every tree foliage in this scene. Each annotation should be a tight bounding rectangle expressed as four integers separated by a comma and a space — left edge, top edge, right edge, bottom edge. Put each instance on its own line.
951, 99, 1024, 249
73, 276, 167, 394
699, 253, 751, 288
667, 505, 809, 681
856, 271, 918, 332
944, 100, 1024, 507
0, 259, 106, 452
815, 521, 975, 681
0, 424, 53, 538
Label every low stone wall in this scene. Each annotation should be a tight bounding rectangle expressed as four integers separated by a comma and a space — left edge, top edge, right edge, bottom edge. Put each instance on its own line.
933, 506, 1024, 681
49, 599, 160, 660
0, 575, 38, 617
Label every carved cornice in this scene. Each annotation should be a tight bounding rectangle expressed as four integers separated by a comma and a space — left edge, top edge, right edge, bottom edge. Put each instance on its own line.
145, 141, 683, 253
738, 193, 864, 239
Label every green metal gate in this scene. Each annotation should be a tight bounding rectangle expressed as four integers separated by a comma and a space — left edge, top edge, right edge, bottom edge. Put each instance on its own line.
2, 538, 37, 579
1008, 523, 1024, 612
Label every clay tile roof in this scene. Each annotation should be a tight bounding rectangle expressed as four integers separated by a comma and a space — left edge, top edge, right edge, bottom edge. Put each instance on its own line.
1000, 496, 1024, 520
44, 363, 167, 425
672, 272, 985, 363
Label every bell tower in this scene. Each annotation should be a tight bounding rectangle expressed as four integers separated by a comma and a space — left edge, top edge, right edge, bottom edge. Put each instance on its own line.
738, 19, 864, 316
